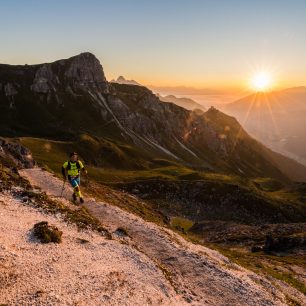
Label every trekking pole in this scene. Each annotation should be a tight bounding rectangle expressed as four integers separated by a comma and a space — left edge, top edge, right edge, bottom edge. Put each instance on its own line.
60, 180, 66, 197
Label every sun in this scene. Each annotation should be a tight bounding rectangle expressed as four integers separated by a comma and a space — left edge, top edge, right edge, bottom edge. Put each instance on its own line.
250, 71, 272, 92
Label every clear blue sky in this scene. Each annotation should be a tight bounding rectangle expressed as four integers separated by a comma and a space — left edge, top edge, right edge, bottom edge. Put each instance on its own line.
1, 0, 306, 89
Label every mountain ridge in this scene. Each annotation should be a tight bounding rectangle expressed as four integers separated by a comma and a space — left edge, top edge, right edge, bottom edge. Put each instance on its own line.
157, 93, 207, 112
111, 75, 141, 86
1, 52, 306, 182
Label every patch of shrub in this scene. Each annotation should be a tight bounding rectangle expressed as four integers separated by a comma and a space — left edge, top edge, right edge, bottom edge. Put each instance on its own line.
33, 221, 62, 243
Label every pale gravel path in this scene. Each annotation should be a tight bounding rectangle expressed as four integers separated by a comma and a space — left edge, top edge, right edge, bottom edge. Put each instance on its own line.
18, 167, 291, 305
0, 193, 184, 306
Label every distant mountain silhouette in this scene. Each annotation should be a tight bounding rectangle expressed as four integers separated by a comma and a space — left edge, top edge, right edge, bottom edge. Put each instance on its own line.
222, 87, 306, 165
111, 75, 141, 86
156, 94, 206, 112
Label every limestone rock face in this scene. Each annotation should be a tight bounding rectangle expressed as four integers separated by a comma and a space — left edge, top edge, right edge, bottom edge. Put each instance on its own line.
31, 64, 58, 93
65, 52, 108, 91
0, 138, 35, 168
28, 52, 109, 94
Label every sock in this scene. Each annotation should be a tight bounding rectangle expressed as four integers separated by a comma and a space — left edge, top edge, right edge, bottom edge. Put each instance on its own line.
74, 188, 82, 198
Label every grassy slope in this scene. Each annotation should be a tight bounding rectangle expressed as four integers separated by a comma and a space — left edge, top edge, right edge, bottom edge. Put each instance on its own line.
18, 137, 171, 226
19, 136, 226, 183
19, 136, 306, 223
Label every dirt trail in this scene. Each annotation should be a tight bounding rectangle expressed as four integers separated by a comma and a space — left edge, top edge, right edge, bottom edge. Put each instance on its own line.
19, 167, 289, 305
0, 193, 183, 305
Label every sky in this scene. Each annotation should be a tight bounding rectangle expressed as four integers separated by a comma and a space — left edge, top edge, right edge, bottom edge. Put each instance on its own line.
1, 0, 306, 91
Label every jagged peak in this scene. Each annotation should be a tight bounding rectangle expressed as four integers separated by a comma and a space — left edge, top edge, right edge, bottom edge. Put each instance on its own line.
206, 106, 219, 113
117, 75, 126, 81
25, 52, 108, 93
69, 52, 98, 61
111, 75, 141, 86
64, 52, 106, 84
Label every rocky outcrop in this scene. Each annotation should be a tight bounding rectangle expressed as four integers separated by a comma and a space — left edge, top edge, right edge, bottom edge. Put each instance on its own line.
13, 52, 110, 94
31, 64, 58, 93
65, 52, 109, 91
0, 138, 35, 168
263, 234, 306, 252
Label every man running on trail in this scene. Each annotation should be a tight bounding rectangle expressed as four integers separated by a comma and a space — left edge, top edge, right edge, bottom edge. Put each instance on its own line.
62, 152, 87, 204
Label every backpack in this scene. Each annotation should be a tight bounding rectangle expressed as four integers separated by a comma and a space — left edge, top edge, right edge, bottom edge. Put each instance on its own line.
67, 160, 81, 171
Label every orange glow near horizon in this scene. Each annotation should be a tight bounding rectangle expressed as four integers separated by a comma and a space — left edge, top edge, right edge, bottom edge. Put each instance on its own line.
250, 71, 273, 92
107, 68, 300, 94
